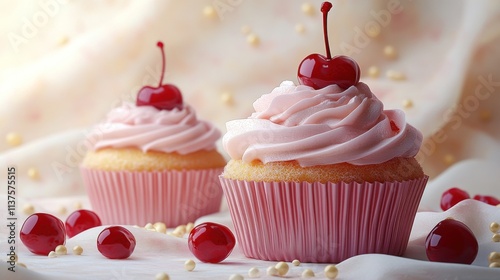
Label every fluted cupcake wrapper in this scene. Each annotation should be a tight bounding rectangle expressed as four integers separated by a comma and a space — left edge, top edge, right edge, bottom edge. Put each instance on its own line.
219, 176, 428, 263
81, 167, 224, 227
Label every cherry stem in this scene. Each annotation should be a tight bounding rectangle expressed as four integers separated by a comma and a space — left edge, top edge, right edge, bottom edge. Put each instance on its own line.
321, 2, 333, 59
156, 41, 165, 87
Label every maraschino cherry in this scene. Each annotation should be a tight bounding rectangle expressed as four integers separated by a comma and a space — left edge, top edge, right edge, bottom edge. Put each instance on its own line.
440, 187, 470, 211
425, 219, 478, 264
297, 2, 360, 89
473, 194, 500, 206
136, 41, 183, 110
20, 213, 66, 255
188, 222, 236, 263
65, 209, 102, 238
97, 226, 136, 259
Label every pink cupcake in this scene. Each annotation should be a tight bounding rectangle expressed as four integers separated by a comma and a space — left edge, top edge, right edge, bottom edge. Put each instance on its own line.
80, 42, 226, 227
220, 2, 427, 263
220, 79, 428, 263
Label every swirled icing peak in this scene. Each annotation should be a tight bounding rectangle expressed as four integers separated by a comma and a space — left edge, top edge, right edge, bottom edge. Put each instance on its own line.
88, 102, 221, 154
223, 81, 422, 166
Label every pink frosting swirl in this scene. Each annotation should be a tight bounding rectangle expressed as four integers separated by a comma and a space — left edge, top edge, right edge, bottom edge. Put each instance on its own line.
223, 81, 422, 166
88, 102, 221, 154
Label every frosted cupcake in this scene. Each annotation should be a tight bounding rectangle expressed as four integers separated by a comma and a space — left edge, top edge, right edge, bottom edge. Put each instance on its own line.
80, 42, 225, 227
219, 2, 427, 263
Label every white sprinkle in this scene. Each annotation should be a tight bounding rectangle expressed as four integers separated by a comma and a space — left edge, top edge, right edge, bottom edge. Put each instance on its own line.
27, 168, 40, 180
493, 233, 500, 242
302, 268, 315, 278
203, 6, 217, 19
248, 267, 260, 278
489, 262, 500, 268
383, 45, 398, 59
247, 33, 260, 46
48, 251, 57, 258
295, 23, 305, 34
275, 261, 289, 276
155, 272, 170, 280
6, 132, 22, 146
386, 70, 406, 81
490, 222, 500, 233
324, 265, 338, 279
154, 222, 167, 234
16, 262, 27, 268
402, 99, 414, 109
184, 259, 196, 271
368, 66, 380, 78
186, 222, 195, 234
73, 245, 83, 255
55, 245, 67, 255
489, 252, 500, 263
292, 259, 301, 266
228, 274, 244, 280
302, 3, 315, 15
23, 204, 35, 215
266, 266, 279, 276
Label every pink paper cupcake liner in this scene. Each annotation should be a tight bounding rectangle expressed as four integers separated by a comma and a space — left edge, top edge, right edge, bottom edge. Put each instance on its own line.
81, 167, 223, 227
220, 176, 428, 263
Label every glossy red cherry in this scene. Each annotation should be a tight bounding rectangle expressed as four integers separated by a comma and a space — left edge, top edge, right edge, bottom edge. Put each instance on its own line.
440, 187, 470, 211
188, 222, 236, 263
20, 213, 66, 255
425, 219, 478, 264
97, 226, 136, 259
65, 209, 102, 238
297, 2, 360, 89
473, 194, 500, 206
136, 41, 183, 110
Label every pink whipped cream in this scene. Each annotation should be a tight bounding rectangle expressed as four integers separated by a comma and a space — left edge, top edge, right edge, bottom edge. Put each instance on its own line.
88, 102, 221, 154
223, 81, 422, 166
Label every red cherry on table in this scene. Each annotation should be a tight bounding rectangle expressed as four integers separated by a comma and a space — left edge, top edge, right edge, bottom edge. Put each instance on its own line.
65, 209, 102, 238
136, 41, 183, 110
440, 187, 470, 211
473, 194, 500, 206
188, 222, 236, 263
97, 226, 136, 259
20, 213, 66, 255
297, 2, 360, 90
425, 219, 478, 265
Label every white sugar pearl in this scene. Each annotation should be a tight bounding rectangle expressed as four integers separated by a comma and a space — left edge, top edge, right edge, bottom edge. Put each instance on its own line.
55, 245, 67, 255
324, 265, 338, 279
275, 261, 289, 276
73, 245, 83, 255
302, 269, 315, 278
155, 272, 170, 280
184, 259, 196, 271
292, 259, 301, 266
266, 266, 278, 276
248, 267, 260, 278
228, 274, 244, 280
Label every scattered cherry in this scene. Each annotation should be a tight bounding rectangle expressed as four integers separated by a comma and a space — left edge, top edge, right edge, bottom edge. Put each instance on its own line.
97, 226, 136, 259
65, 209, 102, 238
136, 41, 183, 110
20, 213, 66, 255
297, 1, 360, 89
425, 219, 478, 264
473, 195, 500, 206
188, 222, 236, 263
440, 187, 470, 211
